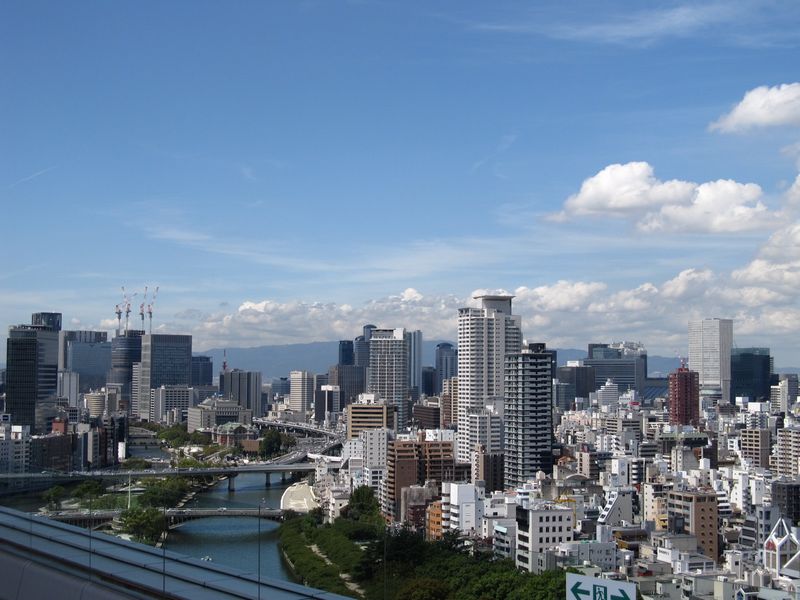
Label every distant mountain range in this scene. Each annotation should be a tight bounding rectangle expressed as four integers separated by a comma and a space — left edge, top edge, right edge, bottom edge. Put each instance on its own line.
197, 342, 685, 380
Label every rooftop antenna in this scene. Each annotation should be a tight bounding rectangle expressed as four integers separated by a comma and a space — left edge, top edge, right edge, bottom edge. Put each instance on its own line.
222, 349, 228, 373
146, 286, 159, 334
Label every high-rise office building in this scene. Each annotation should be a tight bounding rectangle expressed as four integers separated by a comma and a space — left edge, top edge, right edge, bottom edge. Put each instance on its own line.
31, 312, 62, 332
504, 343, 554, 488
354, 324, 376, 368
289, 370, 314, 414
584, 343, 646, 394
406, 329, 423, 394
457, 295, 522, 462
367, 328, 409, 428
556, 364, 596, 400
688, 318, 733, 404
435, 342, 457, 394
191, 356, 213, 386
421, 366, 436, 397
5, 318, 59, 431
314, 385, 341, 425
668, 367, 700, 426
58, 330, 107, 371
338, 340, 355, 366
347, 395, 397, 439
220, 369, 263, 417
441, 377, 458, 428
327, 364, 366, 407
66, 339, 111, 392
106, 330, 144, 415
138, 334, 192, 421
731, 348, 772, 402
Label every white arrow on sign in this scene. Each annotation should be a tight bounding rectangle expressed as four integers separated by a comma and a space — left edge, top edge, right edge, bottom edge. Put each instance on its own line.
567, 573, 636, 600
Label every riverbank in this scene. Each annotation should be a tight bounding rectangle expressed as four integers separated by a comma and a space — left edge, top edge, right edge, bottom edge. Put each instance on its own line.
280, 481, 319, 512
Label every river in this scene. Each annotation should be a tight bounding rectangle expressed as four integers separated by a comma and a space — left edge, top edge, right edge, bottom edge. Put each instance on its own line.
1, 447, 296, 584
128, 446, 295, 582
165, 471, 293, 581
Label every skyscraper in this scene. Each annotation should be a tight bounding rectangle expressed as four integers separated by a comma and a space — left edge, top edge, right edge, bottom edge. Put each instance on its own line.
58, 330, 107, 371
354, 324, 376, 368
668, 367, 700, 426
688, 318, 733, 404
504, 342, 554, 488
138, 334, 192, 421
456, 295, 522, 462
191, 356, 213, 386
435, 342, 457, 394
367, 328, 410, 427
106, 330, 144, 415
220, 369, 263, 417
406, 329, 423, 394
338, 340, 355, 366
289, 370, 314, 414
5, 319, 59, 431
327, 364, 366, 407
731, 347, 772, 402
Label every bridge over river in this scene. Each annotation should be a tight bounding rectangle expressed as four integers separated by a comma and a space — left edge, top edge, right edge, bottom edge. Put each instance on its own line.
45, 506, 288, 528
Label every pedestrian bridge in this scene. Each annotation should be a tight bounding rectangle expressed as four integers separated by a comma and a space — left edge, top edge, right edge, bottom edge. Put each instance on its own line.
0, 506, 349, 599
48, 507, 288, 528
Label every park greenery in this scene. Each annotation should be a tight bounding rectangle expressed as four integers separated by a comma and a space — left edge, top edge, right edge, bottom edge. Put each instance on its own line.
120, 507, 167, 545
258, 429, 297, 458
279, 486, 568, 600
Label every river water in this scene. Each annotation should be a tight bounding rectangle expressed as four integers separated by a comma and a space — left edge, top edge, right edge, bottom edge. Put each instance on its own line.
165, 471, 293, 581
1, 447, 296, 584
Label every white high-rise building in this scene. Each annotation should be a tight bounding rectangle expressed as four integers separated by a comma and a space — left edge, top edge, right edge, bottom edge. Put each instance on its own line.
688, 318, 733, 404
289, 370, 314, 415
457, 295, 522, 463
367, 328, 409, 428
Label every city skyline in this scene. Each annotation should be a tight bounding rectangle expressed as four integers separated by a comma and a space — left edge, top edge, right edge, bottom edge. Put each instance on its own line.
3, 2, 800, 362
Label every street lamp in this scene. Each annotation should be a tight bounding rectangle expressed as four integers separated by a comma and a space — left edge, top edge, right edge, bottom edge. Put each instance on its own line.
258, 497, 266, 600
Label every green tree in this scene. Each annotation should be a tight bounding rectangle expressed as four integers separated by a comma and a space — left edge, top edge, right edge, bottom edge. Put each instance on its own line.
74, 479, 105, 500
42, 485, 66, 510
259, 429, 283, 457
120, 457, 152, 470
120, 507, 167, 545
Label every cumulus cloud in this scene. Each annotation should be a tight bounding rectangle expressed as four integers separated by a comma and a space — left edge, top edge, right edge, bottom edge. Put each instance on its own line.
556, 162, 776, 233
710, 82, 800, 133
558, 162, 694, 217
638, 179, 773, 232
661, 269, 714, 299
514, 281, 606, 312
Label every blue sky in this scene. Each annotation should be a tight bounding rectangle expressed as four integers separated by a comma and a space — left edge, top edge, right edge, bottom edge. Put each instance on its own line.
3, 1, 800, 363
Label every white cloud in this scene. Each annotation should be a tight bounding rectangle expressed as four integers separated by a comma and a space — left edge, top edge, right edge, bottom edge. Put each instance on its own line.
638, 179, 773, 232
560, 162, 694, 217
661, 269, 714, 299
557, 162, 776, 233
710, 82, 800, 133
514, 281, 606, 312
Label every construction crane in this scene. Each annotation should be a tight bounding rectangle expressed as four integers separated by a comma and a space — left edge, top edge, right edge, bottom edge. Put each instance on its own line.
121, 286, 137, 333
114, 303, 123, 335
146, 286, 159, 334
139, 286, 148, 332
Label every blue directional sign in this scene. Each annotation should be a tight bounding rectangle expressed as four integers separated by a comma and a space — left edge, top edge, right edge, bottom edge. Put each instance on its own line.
567, 573, 636, 600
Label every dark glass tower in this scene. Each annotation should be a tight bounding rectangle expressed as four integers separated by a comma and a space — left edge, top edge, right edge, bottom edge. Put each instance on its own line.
731, 347, 772, 402
106, 330, 144, 414
434, 342, 457, 394
191, 356, 213, 386
6, 323, 59, 431
338, 340, 355, 366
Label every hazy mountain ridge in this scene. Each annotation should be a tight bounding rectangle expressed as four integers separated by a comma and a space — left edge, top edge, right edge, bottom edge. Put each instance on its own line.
197, 342, 686, 380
